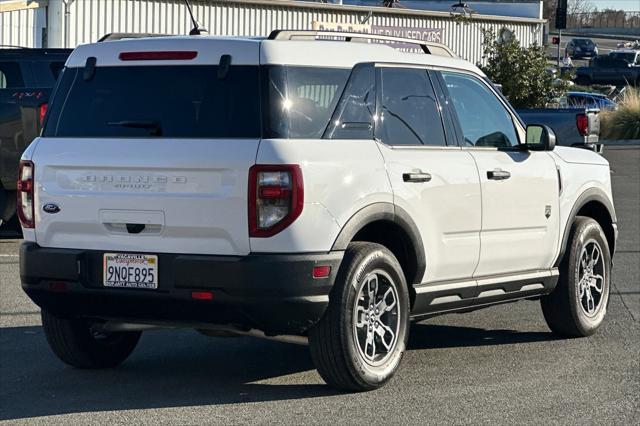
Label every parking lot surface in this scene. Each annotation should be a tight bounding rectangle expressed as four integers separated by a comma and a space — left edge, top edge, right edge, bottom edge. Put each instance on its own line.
0, 147, 638, 425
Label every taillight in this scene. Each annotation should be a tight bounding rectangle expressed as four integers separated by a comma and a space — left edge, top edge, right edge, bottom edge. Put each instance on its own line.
248, 165, 303, 238
17, 160, 35, 228
576, 113, 588, 136
38, 103, 48, 126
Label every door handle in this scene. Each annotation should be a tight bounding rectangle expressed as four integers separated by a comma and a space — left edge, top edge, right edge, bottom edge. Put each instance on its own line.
487, 169, 511, 180
403, 172, 432, 183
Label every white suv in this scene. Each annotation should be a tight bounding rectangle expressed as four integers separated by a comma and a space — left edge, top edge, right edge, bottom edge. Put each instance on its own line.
19, 31, 617, 391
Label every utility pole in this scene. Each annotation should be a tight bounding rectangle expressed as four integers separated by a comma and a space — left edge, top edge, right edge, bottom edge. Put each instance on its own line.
555, 0, 567, 69
557, 30, 561, 68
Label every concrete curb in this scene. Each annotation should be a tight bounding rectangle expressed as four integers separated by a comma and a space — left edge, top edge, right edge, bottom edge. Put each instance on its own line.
601, 139, 640, 145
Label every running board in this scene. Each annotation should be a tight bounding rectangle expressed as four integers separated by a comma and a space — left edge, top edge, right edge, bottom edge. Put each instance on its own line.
410, 269, 559, 319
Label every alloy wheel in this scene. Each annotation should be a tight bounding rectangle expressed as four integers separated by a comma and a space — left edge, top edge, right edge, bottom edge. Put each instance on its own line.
352, 270, 401, 366
577, 239, 606, 317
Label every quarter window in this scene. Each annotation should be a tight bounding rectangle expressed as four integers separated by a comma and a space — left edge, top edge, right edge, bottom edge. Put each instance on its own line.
263, 66, 349, 139
378, 67, 446, 146
324, 64, 376, 140
441, 71, 518, 148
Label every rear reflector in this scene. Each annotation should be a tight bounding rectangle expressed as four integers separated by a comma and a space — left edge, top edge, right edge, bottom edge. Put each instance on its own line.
119, 51, 198, 61
49, 282, 68, 292
312, 266, 331, 279
192, 291, 214, 301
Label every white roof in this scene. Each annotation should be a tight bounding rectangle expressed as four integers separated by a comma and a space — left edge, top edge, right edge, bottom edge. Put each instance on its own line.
66, 35, 484, 76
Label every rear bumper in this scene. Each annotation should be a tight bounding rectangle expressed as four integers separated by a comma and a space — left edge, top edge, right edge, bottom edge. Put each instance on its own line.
20, 242, 343, 335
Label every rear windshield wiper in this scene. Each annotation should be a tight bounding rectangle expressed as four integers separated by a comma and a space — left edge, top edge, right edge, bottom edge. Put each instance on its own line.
107, 120, 162, 136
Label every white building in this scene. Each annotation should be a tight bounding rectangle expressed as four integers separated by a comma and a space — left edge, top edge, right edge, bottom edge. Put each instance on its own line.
1, 0, 544, 65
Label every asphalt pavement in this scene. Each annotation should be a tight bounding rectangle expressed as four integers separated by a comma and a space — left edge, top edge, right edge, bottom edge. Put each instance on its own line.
0, 147, 638, 425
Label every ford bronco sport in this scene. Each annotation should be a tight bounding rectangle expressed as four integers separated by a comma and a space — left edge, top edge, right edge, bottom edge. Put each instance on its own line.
19, 31, 617, 391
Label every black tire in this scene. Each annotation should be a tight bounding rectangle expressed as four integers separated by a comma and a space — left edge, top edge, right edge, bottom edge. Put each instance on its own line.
41, 310, 141, 368
541, 216, 611, 337
309, 242, 410, 391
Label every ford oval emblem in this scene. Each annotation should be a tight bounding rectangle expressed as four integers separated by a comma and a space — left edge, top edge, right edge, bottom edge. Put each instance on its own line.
43, 203, 61, 214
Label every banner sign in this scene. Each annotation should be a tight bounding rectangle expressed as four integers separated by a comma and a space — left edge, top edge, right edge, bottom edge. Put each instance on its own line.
311, 21, 371, 33
371, 26, 444, 44
311, 21, 444, 50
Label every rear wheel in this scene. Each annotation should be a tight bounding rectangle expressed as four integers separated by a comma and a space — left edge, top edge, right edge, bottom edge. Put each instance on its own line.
41, 310, 141, 368
541, 217, 611, 337
309, 242, 410, 391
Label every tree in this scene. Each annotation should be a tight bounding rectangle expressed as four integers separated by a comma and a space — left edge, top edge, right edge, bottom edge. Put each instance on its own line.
568, 0, 595, 15
479, 28, 569, 109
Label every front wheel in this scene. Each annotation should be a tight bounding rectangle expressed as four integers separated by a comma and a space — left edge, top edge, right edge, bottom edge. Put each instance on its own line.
42, 310, 141, 368
541, 217, 611, 337
309, 242, 410, 391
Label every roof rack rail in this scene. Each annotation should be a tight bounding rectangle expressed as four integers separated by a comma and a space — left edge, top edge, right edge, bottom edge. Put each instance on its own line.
97, 33, 173, 42
267, 30, 455, 58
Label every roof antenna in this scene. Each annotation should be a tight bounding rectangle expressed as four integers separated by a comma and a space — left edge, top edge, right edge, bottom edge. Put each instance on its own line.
183, 0, 207, 35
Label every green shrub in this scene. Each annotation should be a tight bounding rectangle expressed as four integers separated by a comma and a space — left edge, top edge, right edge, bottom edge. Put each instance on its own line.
600, 87, 640, 140
479, 28, 569, 108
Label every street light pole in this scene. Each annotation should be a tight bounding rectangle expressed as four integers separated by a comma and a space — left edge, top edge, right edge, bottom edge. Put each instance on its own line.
557, 30, 561, 68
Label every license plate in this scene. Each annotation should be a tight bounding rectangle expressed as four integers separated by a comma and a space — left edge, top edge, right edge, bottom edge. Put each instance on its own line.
103, 253, 158, 289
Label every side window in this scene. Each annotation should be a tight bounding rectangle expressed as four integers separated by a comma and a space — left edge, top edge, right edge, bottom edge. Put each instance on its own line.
0, 62, 24, 88
441, 71, 519, 148
324, 64, 375, 139
378, 67, 446, 146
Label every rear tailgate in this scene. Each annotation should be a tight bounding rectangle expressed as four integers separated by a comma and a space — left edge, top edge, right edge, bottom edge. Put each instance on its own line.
30, 38, 261, 255
33, 138, 258, 255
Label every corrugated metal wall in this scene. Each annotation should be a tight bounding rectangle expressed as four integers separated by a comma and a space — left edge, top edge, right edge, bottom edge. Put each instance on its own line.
0, 5, 39, 48
1, 0, 543, 65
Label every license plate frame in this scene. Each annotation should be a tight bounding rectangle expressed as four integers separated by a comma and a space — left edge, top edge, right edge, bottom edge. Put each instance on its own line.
103, 253, 158, 289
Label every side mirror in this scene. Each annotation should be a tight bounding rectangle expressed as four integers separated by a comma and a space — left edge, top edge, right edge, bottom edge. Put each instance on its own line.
524, 124, 556, 151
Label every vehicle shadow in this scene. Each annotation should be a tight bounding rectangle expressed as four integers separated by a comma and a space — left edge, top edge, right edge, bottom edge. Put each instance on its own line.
408, 322, 559, 350
0, 322, 558, 421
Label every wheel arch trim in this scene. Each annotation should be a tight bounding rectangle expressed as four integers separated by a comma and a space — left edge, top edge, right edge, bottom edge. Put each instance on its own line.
331, 202, 426, 284
555, 188, 617, 267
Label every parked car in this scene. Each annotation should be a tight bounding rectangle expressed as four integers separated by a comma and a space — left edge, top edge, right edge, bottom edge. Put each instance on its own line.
0, 48, 72, 227
608, 49, 640, 67
20, 31, 617, 392
575, 56, 640, 86
517, 108, 602, 152
565, 38, 598, 59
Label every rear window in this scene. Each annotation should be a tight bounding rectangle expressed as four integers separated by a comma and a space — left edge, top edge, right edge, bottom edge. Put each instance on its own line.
609, 52, 636, 64
0, 62, 24, 88
44, 65, 261, 138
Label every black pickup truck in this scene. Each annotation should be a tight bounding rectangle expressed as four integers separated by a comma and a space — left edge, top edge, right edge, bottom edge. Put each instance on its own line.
575, 56, 640, 86
0, 48, 71, 227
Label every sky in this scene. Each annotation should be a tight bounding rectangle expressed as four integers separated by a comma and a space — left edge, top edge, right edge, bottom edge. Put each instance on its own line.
591, 0, 640, 11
